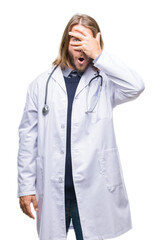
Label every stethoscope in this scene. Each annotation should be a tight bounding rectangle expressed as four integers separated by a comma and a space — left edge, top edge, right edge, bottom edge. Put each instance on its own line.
42, 65, 103, 116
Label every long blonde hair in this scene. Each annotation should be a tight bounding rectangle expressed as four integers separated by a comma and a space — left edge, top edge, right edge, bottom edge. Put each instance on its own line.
52, 14, 104, 69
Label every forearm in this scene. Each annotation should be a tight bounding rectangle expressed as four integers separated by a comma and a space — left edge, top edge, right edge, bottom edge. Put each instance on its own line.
94, 50, 145, 106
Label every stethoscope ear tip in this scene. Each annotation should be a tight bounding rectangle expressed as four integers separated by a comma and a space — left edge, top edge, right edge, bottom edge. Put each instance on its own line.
42, 105, 49, 116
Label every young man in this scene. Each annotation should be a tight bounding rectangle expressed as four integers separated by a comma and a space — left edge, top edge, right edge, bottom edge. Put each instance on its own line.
17, 14, 145, 240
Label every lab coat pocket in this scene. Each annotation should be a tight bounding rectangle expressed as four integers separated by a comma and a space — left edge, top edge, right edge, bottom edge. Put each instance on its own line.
98, 148, 123, 192
86, 100, 111, 124
36, 156, 44, 197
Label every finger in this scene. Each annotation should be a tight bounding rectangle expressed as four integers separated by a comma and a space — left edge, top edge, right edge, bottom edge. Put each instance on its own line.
20, 201, 27, 214
21, 205, 27, 214
32, 196, 38, 212
26, 204, 35, 219
21, 203, 29, 217
71, 46, 83, 51
73, 25, 90, 37
69, 40, 83, 46
69, 32, 85, 41
96, 32, 101, 43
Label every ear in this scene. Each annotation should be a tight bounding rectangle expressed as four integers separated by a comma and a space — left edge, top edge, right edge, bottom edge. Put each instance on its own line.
96, 32, 101, 43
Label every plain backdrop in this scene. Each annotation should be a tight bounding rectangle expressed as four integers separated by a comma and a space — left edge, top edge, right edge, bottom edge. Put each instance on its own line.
0, 0, 162, 239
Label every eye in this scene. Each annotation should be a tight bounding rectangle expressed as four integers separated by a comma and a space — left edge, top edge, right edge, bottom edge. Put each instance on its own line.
73, 38, 79, 42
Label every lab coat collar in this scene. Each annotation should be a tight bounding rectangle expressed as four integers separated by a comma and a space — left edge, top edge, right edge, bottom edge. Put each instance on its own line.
47, 64, 98, 97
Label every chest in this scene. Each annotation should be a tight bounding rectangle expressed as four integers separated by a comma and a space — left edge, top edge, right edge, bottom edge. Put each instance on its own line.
38, 73, 113, 125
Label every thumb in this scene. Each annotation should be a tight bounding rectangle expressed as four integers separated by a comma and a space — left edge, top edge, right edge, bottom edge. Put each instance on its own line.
32, 196, 38, 212
96, 32, 101, 43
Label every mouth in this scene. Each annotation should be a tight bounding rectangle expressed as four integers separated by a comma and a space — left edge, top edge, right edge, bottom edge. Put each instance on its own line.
78, 57, 85, 64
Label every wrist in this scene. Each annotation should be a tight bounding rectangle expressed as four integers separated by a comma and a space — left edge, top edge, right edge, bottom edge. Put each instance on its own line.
93, 50, 102, 64
92, 49, 102, 60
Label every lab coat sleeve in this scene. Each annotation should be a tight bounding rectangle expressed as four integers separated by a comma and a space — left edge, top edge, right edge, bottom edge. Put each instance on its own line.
93, 50, 145, 108
17, 79, 38, 198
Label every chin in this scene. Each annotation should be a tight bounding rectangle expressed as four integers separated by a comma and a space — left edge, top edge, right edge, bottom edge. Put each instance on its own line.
77, 66, 86, 72
76, 63, 90, 72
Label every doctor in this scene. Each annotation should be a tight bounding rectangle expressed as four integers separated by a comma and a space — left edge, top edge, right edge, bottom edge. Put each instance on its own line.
17, 14, 145, 240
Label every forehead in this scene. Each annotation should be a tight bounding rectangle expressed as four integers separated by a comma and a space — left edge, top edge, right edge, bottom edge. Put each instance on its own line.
70, 24, 93, 36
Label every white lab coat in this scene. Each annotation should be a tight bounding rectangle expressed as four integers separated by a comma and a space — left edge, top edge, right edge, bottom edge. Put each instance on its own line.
17, 50, 145, 240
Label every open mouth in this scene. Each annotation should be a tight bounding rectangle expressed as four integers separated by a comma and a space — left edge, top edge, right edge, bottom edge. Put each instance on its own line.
78, 57, 85, 64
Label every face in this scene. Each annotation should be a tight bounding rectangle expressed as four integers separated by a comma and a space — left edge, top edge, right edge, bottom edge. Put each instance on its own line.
68, 24, 93, 72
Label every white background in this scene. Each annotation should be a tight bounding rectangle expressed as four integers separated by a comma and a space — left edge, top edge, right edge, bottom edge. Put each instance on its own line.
0, 0, 162, 239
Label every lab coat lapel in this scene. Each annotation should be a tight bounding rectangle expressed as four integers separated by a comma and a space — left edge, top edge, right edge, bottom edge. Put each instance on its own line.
48, 65, 67, 93
47, 65, 97, 97
74, 65, 97, 98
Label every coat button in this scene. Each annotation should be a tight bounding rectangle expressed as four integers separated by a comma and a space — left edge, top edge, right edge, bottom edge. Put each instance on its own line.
61, 124, 65, 128
60, 150, 64, 154
58, 177, 63, 183
108, 186, 115, 192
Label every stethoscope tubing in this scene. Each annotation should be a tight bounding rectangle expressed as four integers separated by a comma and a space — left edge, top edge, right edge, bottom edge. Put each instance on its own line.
42, 66, 103, 116
42, 65, 58, 115
85, 71, 103, 113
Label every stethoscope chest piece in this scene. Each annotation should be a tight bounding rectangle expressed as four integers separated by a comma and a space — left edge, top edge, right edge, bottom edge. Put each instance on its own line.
42, 104, 49, 116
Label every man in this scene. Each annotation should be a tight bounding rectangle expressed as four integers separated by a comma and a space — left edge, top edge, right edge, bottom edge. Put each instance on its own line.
17, 14, 145, 240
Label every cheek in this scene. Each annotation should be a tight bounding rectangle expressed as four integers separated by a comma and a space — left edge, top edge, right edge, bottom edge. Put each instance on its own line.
68, 45, 73, 53
68, 45, 78, 57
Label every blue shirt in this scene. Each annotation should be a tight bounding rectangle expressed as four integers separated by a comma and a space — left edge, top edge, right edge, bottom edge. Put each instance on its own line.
63, 69, 82, 200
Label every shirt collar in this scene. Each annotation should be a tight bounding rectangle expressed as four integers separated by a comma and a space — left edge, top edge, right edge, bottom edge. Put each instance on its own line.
62, 67, 72, 77
62, 67, 84, 78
